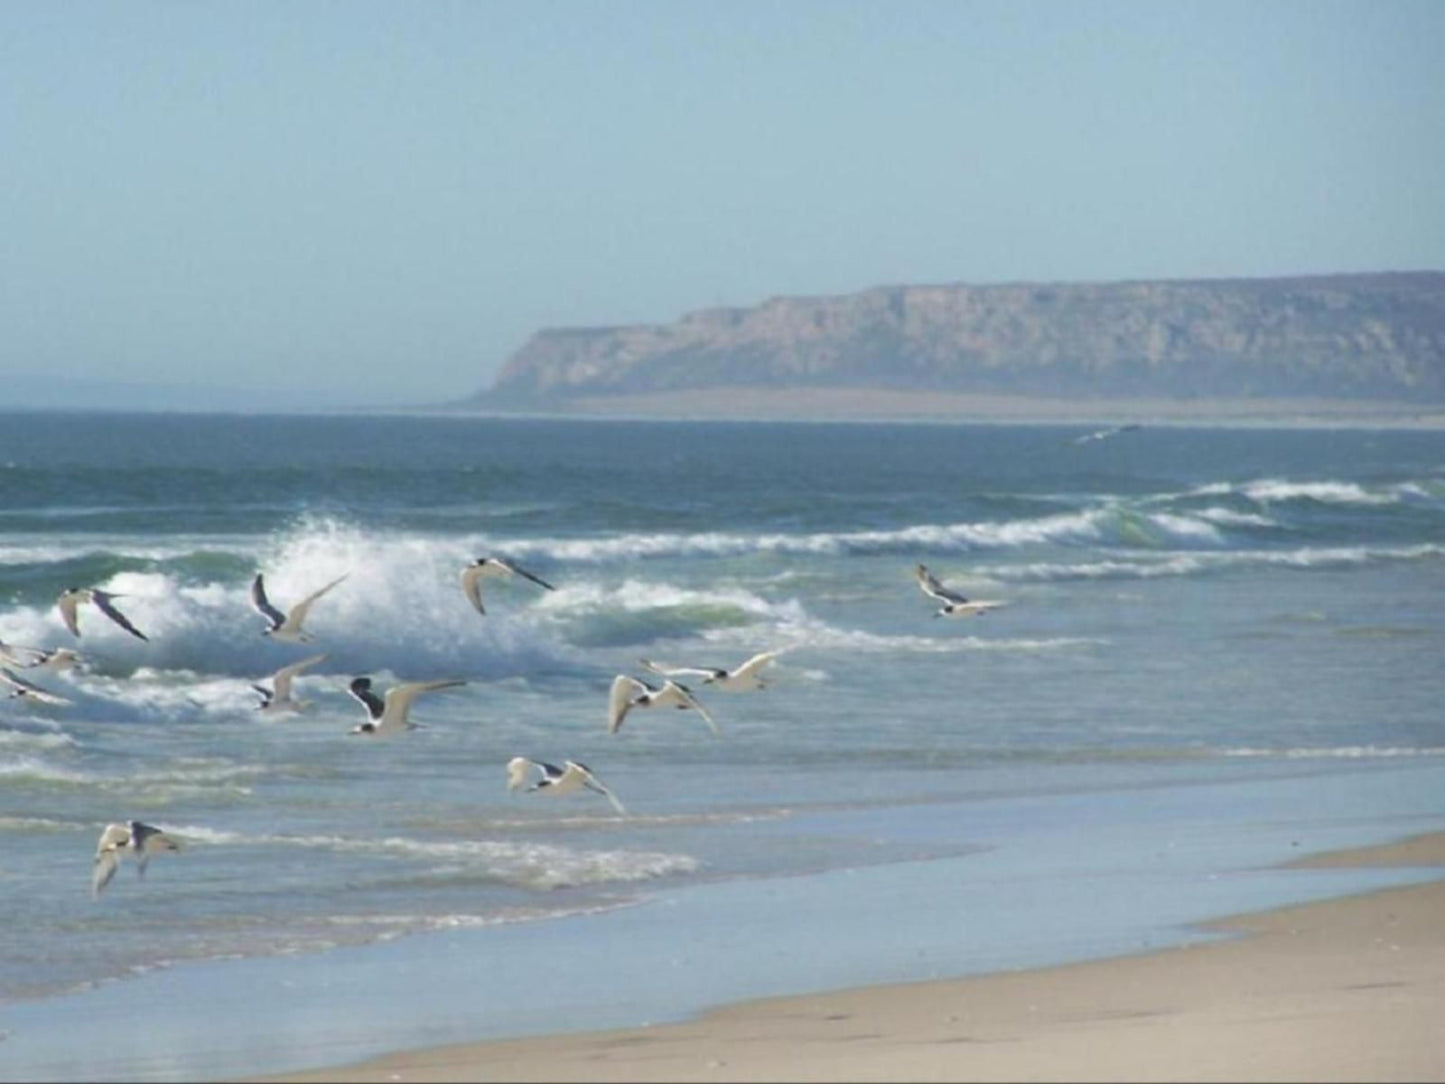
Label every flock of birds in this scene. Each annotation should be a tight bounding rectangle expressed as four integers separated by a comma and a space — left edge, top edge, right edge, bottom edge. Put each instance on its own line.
1, 557, 1005, 899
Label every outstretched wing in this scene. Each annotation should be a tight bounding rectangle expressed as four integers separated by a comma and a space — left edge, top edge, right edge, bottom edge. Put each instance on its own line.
460, 564, 488, 614
506, 756, 534, 791
607, 674, 647, 734
90, 591, 148, 642
570, 761, 627, 815
250, 573, 286, 628
730, 650, 781, 681
497, 559, 555, 592
57, 591, 84, 637
284, 573, 349, 632
638, 658, 718, 682
663, 681, 720, 737
270, 652, 329, 701
130, 822, 182, 877
0, 667, 73, 706
915, 565, 968, 605
92, 848, 121, 898
380, 678, 465, 731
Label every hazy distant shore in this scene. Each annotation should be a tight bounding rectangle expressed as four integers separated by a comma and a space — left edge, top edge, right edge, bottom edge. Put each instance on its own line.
458, 386, 1445, 428
258, 832, 1445, 1084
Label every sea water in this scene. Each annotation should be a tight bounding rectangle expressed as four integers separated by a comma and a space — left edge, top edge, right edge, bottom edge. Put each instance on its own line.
1, 413, 1442, 1078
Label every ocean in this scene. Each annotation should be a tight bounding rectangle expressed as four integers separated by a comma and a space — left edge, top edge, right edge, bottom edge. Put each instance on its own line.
1, 412, 1443, 1080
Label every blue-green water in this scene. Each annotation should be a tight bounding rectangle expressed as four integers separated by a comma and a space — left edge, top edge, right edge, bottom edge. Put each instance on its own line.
1, 413, 1443, 1077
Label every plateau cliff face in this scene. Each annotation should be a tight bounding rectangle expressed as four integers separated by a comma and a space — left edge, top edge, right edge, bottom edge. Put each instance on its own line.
472, 272, 1445, 407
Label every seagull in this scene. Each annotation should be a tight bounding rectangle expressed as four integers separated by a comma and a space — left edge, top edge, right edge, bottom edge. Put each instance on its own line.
57, 587, 149, 641
92, 820, 183, 898
506, 756, 628, 815
252, 652, 329, 714
1, 666, 73, 707
915, 565, 1007, 619
608, 674, 719, 736
250, 572, 349, 642
347, 676, 466, 736
639, 649, 782, 692
460, 557, 556, 615
22, 647, 86, 673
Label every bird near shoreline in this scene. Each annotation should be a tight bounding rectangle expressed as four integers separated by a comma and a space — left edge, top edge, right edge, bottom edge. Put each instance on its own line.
460, 557, 556, 615
92, 820, 184, 899
250, 572, 350, 642
639, 649, 782, 692
507, 756, 628, 815
608, 674, 719, 736
914, 565, 1007, 619
253, 652, 329, 714
57, 587, 149, 641
347, 676, 467, 736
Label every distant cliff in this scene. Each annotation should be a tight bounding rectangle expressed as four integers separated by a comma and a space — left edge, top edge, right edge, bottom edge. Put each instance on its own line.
468, 272, 1445, 409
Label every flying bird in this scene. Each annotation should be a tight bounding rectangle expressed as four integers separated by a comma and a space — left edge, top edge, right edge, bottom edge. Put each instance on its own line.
57, 587, 149, 641
460, 557, 555, 615
1, 666, 73, 707
608, 674, 719, 736
347, 676, 466, 736
506, 756, 627, 815
1072, 422, 1142, 445
22, 647, 86, 673
639, 649, 782, 692
250, 572, 349, 642
92, 820, 183, 898
914, 565, 1007, 619
0, 640, 46, 669
252, 652, 329, 714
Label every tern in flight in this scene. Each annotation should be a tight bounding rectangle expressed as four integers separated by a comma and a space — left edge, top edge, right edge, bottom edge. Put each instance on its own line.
347, 676, 466, 736
252, 652, 329, 714
250, 572, 349, 642
506, 756, 627, 815
608, 674, 719, 736
639, 650, 782, 692
914, 565, 1007, 619
1, 666, 73, 707
22, 647, 86, 673
57, 587, 149, 642
92, 820, 183, 898
460, 557, 555, 615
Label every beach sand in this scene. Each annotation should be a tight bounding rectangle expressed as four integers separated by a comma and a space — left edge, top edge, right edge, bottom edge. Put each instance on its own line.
259, 832, 1445, 1083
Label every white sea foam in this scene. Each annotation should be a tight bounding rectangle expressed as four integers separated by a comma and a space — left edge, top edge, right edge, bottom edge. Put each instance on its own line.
991, 543, 1444, 582
1220, 746, 1445, 759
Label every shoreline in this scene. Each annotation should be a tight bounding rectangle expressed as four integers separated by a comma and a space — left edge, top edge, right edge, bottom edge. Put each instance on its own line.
259, 831, 1445, 1083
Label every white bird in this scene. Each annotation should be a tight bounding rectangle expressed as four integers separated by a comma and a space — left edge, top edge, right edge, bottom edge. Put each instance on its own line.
57, 587, 149, 641
250, 572, 350, 642
914, 564, 1007, 619
23, 647, 86, 673
92, 820, 183, 898
347, 676, 466, 736
1, 666, 73, 707
460, 557, 555, 615
608, 674, 719, 736
639, 649, 782, 692
506, 756, 627, 815
252, 652, 329, 714
0, 640, 46, 669
1072, 422, 1142, 445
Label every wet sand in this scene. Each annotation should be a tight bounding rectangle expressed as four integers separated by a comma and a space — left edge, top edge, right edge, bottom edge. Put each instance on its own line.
260, 832, 1445, 1083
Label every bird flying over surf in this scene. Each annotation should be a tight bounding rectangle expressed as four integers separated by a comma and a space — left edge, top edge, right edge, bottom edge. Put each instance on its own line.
22, 647, 85, 673
92, 820, 183, 898
460, 557, 555, 615
1071, 422, 1142, 445
638, 649, 783, 692
608, 674, 719, 736
57, 587, 149, 641
252, 652, 329, 714
1, 666, 73, 707
914, 565, 1007, 619
250, 572, 349, 642
347, 676, 466, 736
506, 756, 627, 815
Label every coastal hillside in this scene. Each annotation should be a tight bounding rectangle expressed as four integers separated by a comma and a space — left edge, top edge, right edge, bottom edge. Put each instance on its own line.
467, 272, 1445, 412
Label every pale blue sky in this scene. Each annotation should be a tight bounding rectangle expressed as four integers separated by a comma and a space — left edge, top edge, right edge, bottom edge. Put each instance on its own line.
2, 1, 1442, 407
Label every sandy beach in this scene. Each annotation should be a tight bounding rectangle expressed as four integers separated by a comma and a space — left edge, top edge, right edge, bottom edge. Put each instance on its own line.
261, 832, 1445, 1084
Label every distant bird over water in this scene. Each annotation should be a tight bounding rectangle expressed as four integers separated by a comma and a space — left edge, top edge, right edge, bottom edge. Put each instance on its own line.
914, 565, 1007, 619
608, 674, 719, 736
347, 676, 466, 736
57, 587, 149, 641
1, 666, 73, 706
1072, 422, 1142, 445
460, 557, 555, 615
250, 572, 349, 642
92, 820, 183, 898
252, 652, 329, 714
506, 756, 627, 815
639, 649, 782, 692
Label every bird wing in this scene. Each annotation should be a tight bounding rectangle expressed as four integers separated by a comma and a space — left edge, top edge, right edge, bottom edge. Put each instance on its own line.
638, 658, 717, 681
90, 591, 149, 641
281, 573, 349, 633
569, 762, 627, 815
608, 675, 647, 734
57, 591, 83, 637
131, 822, 182, 876
460, 564, 487, 614
92, 847, 121, 898
270, 652, 329, 701
731, 650, 781, 680
379, 678, 465, 730
0, 667, 73, 706
0, 641, 45, 667
498, 559, 555, 592
506, 756, 534, 791
250, 574, 286, 628
662, 681, 720, 737
915, 566, 968, 605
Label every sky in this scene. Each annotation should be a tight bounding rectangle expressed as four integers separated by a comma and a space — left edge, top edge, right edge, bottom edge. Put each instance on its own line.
2, 0, 1443, 409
